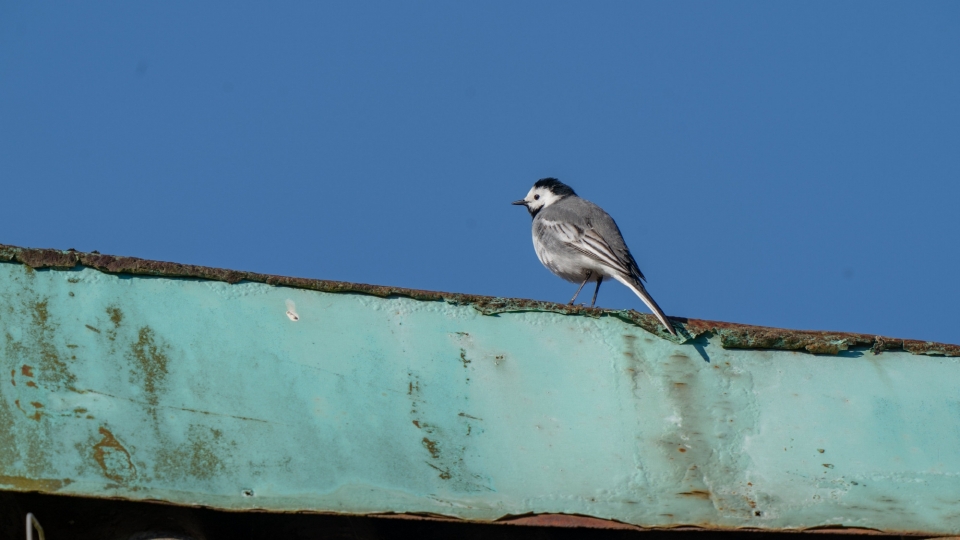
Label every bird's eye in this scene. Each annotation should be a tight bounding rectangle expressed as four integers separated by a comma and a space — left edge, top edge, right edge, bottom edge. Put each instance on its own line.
534, 194, 540, 200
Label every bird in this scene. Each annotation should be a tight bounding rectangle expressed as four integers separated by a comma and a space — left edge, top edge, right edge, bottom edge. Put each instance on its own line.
513, 178, 677, 336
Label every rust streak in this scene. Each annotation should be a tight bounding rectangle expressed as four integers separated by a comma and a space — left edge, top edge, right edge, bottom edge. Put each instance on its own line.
425, 461, 452, 480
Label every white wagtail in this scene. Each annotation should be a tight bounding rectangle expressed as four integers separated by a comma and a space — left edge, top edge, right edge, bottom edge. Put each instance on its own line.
513, 178, 677, 336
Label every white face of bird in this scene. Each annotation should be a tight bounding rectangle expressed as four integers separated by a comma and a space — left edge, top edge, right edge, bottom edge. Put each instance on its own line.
513, 186, 563, 215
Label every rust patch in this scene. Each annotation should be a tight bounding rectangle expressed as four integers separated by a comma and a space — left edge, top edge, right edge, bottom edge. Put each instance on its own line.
106, 306, 123, 327
498, 514, 641, 530
0, 475, 73, 492
21, 365, 34, 377
29, 299, 77, 389
422, 437, 440, 459
33, 300, 49, 324
92, 426, 137, 484
677, 318, 960, 357
9, 247, 79, 269
30, 402, 43, 408
872, 336, 886, 355
25, 381, 37, 388
154, 425, 227, 481
459, 348, 471, 368
129, 326, 169, 407
2, 243, 957, 356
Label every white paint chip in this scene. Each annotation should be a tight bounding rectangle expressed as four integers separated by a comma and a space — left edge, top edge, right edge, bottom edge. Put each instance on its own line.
285, 299, 299, 321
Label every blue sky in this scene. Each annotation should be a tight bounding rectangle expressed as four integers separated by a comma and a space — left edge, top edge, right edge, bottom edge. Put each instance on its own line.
2, 2, 958, 343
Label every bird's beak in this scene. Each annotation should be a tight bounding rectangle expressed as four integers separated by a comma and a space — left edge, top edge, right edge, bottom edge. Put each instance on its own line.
512, 199, 528, 206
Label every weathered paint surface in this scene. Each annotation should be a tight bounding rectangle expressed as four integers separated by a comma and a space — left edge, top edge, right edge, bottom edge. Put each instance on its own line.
1, 250, 960, 534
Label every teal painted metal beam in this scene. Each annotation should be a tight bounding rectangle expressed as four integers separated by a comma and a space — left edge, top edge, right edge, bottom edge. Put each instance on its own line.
1, 246, 959, 535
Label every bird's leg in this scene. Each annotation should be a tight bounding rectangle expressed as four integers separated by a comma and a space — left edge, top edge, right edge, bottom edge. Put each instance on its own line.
568, 270, 592, 305
590, 275, 603, 307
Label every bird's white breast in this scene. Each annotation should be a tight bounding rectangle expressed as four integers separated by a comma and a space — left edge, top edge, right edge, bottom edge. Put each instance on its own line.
532, 223, 606, 283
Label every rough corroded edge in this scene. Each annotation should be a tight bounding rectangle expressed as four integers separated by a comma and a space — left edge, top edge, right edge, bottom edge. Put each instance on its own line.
0, 489, 928, 535
386, 512, 902, 535
1, 244, 957, 357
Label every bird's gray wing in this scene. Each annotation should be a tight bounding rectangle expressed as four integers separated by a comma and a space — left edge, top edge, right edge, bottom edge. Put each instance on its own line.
536, 216, 635, 277
542, 199, 647, 281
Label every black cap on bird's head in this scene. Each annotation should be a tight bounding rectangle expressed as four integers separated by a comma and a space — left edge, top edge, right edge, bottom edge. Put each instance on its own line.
512, 177, 577, 216
532, 178, 576, 197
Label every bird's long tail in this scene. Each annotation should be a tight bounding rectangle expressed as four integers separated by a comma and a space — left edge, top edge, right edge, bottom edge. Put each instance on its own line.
612, 274, 677, 336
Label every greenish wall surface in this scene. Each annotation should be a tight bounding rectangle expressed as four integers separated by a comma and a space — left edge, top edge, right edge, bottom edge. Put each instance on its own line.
1, 260, 959, 534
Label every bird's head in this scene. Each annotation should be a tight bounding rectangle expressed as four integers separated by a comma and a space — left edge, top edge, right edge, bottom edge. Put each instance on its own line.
512, 178, 576, 216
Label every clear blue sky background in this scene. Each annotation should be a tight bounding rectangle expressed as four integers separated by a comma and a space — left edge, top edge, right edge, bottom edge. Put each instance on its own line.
2, 2, 958, 343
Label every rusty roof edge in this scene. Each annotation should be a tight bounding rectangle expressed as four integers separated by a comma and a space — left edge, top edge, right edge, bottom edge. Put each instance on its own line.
1, 243, 957, 358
